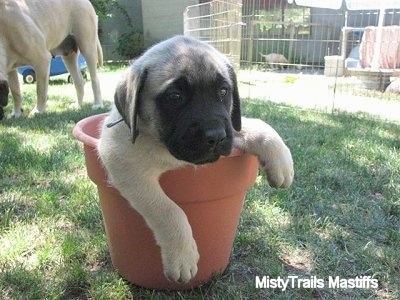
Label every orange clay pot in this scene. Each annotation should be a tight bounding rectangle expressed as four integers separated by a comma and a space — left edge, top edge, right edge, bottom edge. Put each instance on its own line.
73, 113, 259, 290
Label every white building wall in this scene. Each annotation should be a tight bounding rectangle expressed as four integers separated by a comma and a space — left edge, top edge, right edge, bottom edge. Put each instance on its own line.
142, 0, 199, 47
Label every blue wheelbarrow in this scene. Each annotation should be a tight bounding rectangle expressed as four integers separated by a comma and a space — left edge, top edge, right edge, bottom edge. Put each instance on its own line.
18, 53, 87, 84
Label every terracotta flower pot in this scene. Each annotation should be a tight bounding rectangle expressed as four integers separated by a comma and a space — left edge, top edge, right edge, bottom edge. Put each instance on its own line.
73, 113, 259, 290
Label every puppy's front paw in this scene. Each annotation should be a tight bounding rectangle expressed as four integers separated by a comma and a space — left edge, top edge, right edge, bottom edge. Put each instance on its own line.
259, 140, 294, 188
235, 117, 294, 188
161, 235, 199, 283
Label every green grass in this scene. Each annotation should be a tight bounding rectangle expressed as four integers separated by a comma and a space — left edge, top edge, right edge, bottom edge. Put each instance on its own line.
0, 70, 399, 299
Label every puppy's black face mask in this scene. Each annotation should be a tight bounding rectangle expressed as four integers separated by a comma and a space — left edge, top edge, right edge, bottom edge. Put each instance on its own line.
155, 75, 234, 165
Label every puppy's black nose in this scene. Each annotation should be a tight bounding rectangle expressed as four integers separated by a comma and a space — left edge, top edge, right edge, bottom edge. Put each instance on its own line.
205, 128, 226, 149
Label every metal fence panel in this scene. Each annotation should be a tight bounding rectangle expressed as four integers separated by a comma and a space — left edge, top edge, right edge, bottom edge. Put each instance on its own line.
184, 0, 243, 69
184, 0, 400, 103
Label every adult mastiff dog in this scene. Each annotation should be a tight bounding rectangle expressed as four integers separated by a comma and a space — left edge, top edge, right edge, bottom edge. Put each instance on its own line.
0, 0, 103, 119
98, 36, 294, 283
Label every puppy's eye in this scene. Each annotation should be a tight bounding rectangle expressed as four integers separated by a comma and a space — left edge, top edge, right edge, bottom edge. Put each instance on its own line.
168, 92, 182, 102
219, 87, 228, 98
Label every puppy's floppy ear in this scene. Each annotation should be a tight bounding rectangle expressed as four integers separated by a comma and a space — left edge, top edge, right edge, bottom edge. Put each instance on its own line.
227, 65, 241, 132
114, 66, 147, 143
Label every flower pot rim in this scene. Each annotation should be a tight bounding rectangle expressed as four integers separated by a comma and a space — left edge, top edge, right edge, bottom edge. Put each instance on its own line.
73, 113, 245, 158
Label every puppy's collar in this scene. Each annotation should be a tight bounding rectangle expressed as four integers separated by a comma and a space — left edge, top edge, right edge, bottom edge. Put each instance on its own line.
105, 118, 139, 143
105, 118, 124, 128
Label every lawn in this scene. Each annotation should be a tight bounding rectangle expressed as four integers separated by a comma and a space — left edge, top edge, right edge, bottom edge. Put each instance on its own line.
0, 69, 399, 299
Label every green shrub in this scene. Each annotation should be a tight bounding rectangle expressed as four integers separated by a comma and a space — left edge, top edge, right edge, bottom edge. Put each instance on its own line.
115, 30, 144, 60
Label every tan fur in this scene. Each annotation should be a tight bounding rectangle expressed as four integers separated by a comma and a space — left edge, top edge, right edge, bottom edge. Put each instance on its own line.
0, 0, 103, 117
98, 36, 294, 283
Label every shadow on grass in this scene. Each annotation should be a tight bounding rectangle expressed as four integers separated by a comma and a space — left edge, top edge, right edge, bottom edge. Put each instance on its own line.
0, 106, 113, 299
230, 100, 400, 298
0, 100, 399, 299
0, 105, 109, 222
1, 104, 109, 129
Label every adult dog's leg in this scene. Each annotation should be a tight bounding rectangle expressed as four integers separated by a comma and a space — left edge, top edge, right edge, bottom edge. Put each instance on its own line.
234, 117, 294, 188
30, 54, 51, 115
85, 51, 103, 109
62, 52, 85, 106
8, 70, 23, 118
77, 37, 103, 109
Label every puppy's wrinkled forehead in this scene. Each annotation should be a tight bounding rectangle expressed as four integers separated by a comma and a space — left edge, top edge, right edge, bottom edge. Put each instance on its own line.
142, 37, 232, 92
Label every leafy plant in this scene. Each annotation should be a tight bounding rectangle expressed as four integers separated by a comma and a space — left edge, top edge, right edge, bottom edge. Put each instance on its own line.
89, 0, 119, 21
115, 30, 145, 59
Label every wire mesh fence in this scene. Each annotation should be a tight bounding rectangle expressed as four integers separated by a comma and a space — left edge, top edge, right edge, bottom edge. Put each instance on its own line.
184, 0, 400, 105
184, 0, 243, 69
241, 1, 339, 72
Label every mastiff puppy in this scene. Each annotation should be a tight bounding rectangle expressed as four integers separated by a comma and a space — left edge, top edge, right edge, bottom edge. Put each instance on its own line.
0, 0, 103, 119
98, 36, 294, 283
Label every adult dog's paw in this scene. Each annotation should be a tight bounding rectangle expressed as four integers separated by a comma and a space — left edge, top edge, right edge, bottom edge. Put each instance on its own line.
92, 103, 104, 110
161, 235, 199, 283
29, 107, 44, 117
8, 108, 23, 118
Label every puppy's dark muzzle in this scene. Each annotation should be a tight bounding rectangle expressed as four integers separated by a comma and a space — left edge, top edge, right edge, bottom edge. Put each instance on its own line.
166, 120, 233, 165
204, 127, 227, 150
